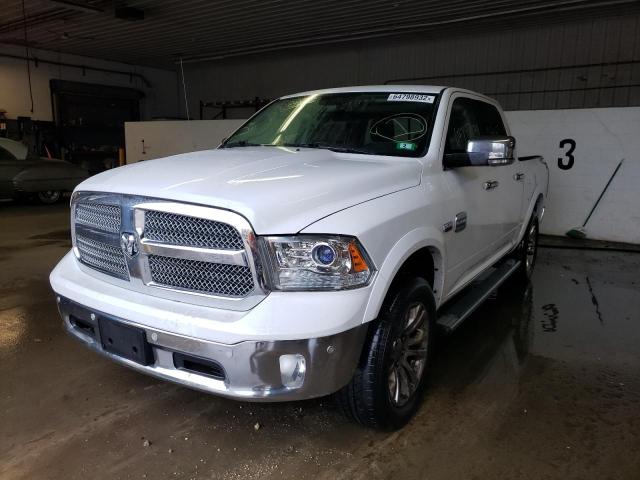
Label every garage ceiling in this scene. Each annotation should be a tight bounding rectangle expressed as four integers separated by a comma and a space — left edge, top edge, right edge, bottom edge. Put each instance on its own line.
0, 0, 637, 69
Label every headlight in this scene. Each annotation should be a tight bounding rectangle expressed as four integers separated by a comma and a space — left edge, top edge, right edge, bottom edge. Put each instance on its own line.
261, 235, 375, 291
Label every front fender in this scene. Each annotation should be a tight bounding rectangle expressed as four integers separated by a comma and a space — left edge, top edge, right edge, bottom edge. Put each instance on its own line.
300, 186, 448, 324
362, 227, 445, 323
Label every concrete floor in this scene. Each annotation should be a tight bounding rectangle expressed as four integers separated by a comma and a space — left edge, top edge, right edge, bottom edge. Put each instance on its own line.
1, 202, 639, 480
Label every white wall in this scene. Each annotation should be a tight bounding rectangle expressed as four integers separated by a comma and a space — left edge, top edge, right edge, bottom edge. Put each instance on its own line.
0, 44, 179, 121
507, 107, 640, 244
124, 120, 244, 163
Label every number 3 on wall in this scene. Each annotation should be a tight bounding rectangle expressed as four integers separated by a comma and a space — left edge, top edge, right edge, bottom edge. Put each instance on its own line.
558, 139, 576, 170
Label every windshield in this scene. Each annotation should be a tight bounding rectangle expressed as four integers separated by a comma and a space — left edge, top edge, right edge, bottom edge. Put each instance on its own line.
222, 92, 439, 157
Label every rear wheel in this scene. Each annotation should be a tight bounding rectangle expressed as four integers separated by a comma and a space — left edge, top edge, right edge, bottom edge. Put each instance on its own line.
37, 190, 62, 204
335, 277, 436, 430
513, 216, 539, 282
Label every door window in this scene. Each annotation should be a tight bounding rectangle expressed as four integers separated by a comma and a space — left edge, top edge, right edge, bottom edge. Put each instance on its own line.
444, 98, 506, 154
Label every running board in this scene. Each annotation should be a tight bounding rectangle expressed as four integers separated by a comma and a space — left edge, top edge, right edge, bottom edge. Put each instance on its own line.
436, 258, 521, 334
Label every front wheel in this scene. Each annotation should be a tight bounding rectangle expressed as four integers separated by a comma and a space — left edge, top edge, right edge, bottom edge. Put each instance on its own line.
335, 277, 436, 430
37, 190, 62, 204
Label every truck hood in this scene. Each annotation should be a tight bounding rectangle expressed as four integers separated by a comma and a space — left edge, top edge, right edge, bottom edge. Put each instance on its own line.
78, 147, 422, 233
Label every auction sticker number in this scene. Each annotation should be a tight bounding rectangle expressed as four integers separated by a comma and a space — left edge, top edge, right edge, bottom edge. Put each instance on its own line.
387, 93, 435, 103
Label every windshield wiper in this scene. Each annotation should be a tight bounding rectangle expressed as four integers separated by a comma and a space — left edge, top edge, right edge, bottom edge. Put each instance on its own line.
282, 143, 372, 155
221, 141, 264, 148
223, 141, 372, 154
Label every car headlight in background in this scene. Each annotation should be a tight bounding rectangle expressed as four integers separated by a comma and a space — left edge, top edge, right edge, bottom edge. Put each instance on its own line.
261, 235, 374, 291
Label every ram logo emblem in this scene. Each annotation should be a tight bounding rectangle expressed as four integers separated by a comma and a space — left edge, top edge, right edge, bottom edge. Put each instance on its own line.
120, 232, 139, 257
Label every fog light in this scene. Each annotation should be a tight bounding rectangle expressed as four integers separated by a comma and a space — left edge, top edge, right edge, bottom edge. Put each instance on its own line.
279, 354, 306, 389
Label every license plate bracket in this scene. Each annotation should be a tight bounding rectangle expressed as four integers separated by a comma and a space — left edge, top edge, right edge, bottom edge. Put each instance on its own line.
98, 317, 154, 366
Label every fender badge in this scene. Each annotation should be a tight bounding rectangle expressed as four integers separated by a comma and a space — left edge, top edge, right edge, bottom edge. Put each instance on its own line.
442, 221, 453, 233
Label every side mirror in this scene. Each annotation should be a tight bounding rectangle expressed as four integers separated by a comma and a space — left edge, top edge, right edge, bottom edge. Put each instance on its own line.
443, 136, 516, 168
467, 136, 515, 166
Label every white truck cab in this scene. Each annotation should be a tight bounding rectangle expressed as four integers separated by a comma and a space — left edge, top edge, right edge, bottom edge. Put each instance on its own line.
50, 86, 548, 429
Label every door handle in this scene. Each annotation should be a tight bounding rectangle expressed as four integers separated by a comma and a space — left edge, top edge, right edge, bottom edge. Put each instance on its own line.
483, 180, 499, 190
514, 172, 525, 181
454, 212, 467, 232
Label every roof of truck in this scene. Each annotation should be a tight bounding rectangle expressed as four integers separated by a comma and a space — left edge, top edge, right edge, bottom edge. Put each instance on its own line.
280, 85, 501, 106
281, 85, 448, 98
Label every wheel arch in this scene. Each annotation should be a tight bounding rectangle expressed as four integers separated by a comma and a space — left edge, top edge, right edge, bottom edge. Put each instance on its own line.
516, 191, 545, 244
534, 193, 544, 217
363, 229, 444, 324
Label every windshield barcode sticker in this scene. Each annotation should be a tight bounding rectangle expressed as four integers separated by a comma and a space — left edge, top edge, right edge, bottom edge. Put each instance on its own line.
387, 93, 435, 103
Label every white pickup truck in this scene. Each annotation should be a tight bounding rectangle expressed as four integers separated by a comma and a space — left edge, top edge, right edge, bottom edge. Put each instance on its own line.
50, 86, 548, 429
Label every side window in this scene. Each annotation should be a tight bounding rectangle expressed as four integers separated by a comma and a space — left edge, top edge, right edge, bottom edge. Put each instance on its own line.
476, 102, 506, 136
444, 98, 480, 154
444, 98, 506, 154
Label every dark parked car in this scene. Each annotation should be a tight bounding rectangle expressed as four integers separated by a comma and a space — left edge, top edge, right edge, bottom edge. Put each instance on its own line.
0, 138, 88, 204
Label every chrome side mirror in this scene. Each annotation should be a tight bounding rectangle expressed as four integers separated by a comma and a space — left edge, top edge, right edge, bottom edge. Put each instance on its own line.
467, 136, 516, 166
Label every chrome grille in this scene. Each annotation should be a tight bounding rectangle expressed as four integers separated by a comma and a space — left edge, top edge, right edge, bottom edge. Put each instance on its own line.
71, 193, 266, 309
148, 255, 254, 297
143, 211, 243, 250
75, 203, 121, 233
76, 235, 129, 280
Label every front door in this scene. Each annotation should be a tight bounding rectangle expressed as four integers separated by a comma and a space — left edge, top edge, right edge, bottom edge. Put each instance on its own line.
440, 95, 523, 296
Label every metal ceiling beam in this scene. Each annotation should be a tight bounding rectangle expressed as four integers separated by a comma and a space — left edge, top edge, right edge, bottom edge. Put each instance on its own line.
0, 0, 636, 68
48, 0, 103, 14
177, 0, 640, 63
20, 0, 614, 60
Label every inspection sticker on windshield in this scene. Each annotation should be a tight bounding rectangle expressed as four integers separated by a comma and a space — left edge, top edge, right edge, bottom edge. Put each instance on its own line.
396, 142, 417, 151
387, 93, 435, 103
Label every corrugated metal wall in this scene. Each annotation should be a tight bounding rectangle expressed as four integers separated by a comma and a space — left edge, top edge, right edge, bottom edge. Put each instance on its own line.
186, 11, 640, 115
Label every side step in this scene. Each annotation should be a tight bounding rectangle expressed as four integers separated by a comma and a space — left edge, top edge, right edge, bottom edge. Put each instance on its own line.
436, 258, 521, 334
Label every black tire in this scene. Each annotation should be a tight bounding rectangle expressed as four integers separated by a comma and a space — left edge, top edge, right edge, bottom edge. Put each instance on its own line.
335, 277, 436, 430
513, 216, 539, 282
37, 190, 62, 204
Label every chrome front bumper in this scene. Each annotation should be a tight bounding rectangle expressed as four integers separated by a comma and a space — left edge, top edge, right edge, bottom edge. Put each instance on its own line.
56, 296, 367, 401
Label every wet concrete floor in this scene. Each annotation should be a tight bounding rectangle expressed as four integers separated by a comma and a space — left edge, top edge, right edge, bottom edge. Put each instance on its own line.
1, 203, 639, 479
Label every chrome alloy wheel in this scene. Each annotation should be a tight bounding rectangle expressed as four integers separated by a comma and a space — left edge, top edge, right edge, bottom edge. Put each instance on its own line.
387, 302, 430, 407
525, 221, 538, 275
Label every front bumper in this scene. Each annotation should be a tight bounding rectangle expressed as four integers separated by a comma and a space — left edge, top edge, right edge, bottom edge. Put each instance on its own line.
51, 251, 374, 344
56, 296, 367, 401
